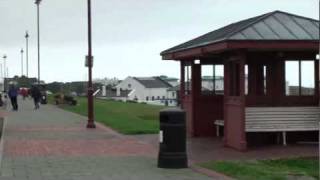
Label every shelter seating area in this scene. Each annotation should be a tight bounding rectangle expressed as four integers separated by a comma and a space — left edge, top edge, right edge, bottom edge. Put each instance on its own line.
215, 107, 320, 146
161, 10, 320, 151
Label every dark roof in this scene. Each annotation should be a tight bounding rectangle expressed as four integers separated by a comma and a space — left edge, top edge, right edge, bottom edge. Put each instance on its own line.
167, 84, 181, 91
161, 10, 319, 55
134, 77, 172, 88
159, 75, 179, 81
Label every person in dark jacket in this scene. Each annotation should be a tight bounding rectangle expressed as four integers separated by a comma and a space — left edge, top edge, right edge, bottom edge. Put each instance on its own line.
30, 85, 41, 109
8, 84, 19, 111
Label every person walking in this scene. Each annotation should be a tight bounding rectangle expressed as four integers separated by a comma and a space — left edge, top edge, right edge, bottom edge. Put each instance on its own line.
8, 84, 19, 111
30, 85, 41, 110
21, 88, 28, 100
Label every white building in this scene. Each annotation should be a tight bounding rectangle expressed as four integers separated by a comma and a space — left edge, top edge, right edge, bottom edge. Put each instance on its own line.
159, 76, 179, 87
115, 76, 173, 105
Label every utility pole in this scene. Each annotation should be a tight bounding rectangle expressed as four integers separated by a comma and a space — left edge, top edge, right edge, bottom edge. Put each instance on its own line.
86, 0, 96, 128
20, 48, 24, 76
35, 0, 42, 84
25, 31, 29, 77
3, 55, 6, 80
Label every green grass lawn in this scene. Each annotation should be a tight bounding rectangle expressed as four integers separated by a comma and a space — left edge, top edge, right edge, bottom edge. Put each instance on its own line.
57, 97, 164, 134
200, 157, 319, 180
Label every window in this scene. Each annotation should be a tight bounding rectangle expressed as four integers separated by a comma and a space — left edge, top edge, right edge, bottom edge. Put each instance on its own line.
184, 65, 191, 95
146, 96, 149, 101
162, 96, 165, 100
172, 92, 175, 98
152, 96, 154, 101
301, 61, 315, 95
157, 96, 160, 100
201, 64, 224, 95
285, 60, 315, 96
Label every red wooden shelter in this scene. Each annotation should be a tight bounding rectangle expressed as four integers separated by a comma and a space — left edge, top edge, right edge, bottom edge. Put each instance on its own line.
161, 11, 319, 151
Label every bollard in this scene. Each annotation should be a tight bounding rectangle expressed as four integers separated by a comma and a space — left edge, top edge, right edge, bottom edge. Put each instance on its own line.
158, 108, 188, 169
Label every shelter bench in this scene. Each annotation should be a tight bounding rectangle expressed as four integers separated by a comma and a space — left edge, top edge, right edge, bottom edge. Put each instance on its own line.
214, 107, 320, 146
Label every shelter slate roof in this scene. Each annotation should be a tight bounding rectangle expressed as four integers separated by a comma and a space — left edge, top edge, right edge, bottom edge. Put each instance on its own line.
161, 10, 319, 55
134, 77, 173, 88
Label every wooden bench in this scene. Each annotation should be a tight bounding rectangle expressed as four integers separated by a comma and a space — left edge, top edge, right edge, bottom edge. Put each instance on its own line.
215, 107, 320, 145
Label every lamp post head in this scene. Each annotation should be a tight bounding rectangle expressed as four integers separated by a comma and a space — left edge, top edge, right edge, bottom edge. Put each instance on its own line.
21, 49, 24, 54
25, 31, 29, 38
3, 55, 7, 59
35, 0, 41, 5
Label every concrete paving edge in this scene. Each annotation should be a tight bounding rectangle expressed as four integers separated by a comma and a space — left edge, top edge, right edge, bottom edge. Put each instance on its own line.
190, 165, 235, 180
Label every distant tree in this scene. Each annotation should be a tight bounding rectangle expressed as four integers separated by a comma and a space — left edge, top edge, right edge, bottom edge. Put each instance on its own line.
47, 82, 64, 94
46, 81, 102, 95
5, 75, 37, 89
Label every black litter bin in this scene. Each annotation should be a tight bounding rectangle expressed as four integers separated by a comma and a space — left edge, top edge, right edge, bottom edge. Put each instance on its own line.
158, 108, 188, 169
40, 94, 47, 104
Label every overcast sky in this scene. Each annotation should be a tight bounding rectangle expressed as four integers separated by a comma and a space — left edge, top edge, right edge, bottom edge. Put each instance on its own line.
0, 0, 318, 83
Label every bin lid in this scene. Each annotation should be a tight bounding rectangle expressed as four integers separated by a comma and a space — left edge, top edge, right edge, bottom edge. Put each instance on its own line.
160, 108, 184, 113
160, 108, 185, 124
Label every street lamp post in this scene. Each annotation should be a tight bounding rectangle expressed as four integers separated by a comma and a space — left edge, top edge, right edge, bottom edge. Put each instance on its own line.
3, 55, 6, 79
25, 31, 29, 77
86, 0, 96, 128
20, 48, 24, 76
35, 0, 41, 84
3, 55, 7, 91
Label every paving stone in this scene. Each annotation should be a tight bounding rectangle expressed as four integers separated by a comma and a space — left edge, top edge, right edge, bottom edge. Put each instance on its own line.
0, 99, 212, 180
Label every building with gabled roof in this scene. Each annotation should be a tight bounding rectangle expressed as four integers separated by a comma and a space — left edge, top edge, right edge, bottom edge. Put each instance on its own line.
161, 10, 319, 151
115, 76, 173, 105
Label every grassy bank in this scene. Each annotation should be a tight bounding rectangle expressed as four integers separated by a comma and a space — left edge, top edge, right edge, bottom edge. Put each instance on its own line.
200, 157, 318, 180
58, 97, 164, 134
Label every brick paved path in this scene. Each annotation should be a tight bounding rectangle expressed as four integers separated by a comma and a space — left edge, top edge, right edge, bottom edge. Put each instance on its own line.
0, 98, 211, 180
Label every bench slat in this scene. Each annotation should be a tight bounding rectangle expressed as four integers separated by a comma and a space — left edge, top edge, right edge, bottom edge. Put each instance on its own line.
214, 107, 320, 133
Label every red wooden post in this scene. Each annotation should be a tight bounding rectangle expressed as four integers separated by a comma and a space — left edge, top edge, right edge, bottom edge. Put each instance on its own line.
238, 54, 247, 150
191, 63, 201, 136
224, 52, 247, 151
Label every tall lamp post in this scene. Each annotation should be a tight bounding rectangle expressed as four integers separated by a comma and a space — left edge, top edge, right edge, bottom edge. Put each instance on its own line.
25, 31, 29, 77
86, 0, 96, 128
3, 55, 7, 91
20, 48, 24, 76
35, 0, 41, 84
3, 55, 6, 79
